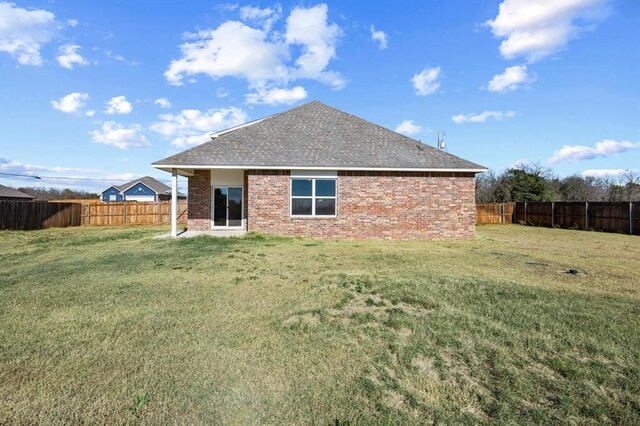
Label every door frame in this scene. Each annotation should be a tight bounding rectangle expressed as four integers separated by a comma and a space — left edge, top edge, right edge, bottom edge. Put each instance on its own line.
212, 186, 244, 229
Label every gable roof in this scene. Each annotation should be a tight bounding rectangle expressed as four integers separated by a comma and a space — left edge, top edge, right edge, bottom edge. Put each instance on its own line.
153, 101, 485, 172
0, 184, 35, 199
106, 177, 185, 197
101, 185, 121, 194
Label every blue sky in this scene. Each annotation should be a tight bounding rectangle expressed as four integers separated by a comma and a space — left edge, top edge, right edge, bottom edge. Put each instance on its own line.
1, 0, 638, 193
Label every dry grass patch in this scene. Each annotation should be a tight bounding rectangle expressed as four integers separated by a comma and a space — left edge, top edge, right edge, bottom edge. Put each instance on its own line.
0, 225, 638, 424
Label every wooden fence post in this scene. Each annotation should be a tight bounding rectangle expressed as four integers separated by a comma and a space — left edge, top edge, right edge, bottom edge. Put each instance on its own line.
630, 202, 633, 235
87, 204, 91, 225
585, 201, 589, 230
551, 202, 555, 228
524, 202, 527, 225
123, 201, 127, 224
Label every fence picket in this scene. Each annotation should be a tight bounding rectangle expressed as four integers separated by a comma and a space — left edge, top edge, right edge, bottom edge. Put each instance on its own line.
514, 201, 638, 235
0, 201, 82, 230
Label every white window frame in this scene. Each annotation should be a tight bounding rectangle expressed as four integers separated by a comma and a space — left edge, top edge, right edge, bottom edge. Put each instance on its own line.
290, 177, 337, 217
109, 194, 117, 201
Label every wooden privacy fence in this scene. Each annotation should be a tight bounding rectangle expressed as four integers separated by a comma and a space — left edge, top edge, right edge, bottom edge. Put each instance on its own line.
514, 202, 639, 235
0, 201, 82, 230
476, 203, 515, 224
82, 201, 188, 226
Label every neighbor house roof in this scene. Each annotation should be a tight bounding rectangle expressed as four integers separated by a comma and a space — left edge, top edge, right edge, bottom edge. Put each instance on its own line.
105, 176, 186, 197
152, 101, 486, 172
0, 184, 35, 200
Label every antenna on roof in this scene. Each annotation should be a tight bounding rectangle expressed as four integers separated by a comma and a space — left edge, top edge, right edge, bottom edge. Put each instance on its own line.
437, 131, 446, 150
416, 139, 424, 151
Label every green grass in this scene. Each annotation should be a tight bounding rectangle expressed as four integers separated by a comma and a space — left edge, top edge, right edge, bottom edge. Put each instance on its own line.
1, 225, 639, 424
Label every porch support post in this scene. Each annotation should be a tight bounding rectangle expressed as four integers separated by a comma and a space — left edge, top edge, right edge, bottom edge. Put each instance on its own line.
171, 169, 178, 237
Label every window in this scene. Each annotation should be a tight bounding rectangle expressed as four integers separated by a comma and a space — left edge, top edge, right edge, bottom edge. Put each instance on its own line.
291, 178, 336, 216
109, 194, 117, 201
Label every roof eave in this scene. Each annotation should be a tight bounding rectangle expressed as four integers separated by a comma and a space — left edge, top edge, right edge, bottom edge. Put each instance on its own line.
152, 164, 487, 173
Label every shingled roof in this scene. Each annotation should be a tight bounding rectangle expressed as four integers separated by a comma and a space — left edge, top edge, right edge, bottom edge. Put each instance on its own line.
153, 101, 485, 171
114, 176, 186, 197
0, 184, 35, 200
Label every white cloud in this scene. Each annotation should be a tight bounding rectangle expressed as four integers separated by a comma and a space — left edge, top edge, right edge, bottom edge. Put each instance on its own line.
239, 5, 281, 31
395, 120, 423, 135
581, 168, 639, 178
246, 86, 307, 105
51, 92, 90, 114
370, 25, 388, 49
0, 156, 97, 175
85, 110, 95, 117
411, 67, 441, 96
150, 107, 248, 148
67, 19, 79, 27
165, 21, 287, 86
165, 4, 344, 92
0, 156, 154, 192
487, 64, 536, 93
104, 96, 132, 115
548, 139, 640, 164
105, 49, 124, 61
56, 44, 88, 69
286, 4, 343, 88
452, 110, 515, 123
0, 2, 58, 65
216, 87, 229, 98
485, 0, 609, 62
90, 122, 150, 149
154, 97, 171, 109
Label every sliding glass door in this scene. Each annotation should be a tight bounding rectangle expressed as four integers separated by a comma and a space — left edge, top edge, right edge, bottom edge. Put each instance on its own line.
213, 186, 243, 228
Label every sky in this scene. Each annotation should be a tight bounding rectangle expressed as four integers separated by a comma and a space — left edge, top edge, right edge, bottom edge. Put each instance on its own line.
1, 0, 639, 193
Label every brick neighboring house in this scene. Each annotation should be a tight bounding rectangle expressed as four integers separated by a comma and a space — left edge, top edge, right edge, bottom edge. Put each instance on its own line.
152, 101, 486, 239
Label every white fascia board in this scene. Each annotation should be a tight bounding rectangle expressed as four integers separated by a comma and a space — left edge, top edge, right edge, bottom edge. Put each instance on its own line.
120, 181, 157, 195
152, 164, 487, 173
101, 185, 121, 194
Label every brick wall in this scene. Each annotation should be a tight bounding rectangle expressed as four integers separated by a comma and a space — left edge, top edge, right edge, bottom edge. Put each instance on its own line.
187, 170, 211, 230
246, 170, 477, 240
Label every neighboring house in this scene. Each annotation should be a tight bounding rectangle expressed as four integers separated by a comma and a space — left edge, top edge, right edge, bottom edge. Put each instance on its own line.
100, 176, 186, 202
152, 101, 486, 239
0, 184, 35, 201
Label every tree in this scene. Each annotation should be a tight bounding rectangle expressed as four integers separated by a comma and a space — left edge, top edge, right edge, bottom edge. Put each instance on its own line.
16, 186, 99, 200
475, 171, 499, 203
490, 163, 553, 202
476, 166, 637, 203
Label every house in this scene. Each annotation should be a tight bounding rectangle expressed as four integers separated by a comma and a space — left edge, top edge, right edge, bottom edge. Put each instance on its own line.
100, 176, 186, 202
0, 184, 35, 201
152, 101, 486, 239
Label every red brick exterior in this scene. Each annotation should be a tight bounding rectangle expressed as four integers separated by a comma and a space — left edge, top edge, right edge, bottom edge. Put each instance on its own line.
187, 170, 211, 230
245, 170, 477, 240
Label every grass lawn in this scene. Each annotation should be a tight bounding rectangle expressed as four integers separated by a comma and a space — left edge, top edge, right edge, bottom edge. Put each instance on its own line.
1, 225, 639, 424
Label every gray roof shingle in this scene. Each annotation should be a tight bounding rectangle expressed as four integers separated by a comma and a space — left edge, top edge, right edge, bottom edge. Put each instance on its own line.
115, 176, 186, 197
0, 184, 35, 199
153, 101, 485, 171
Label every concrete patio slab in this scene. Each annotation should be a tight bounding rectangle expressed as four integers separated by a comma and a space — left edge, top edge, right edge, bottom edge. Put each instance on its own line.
154, 229, 247, 239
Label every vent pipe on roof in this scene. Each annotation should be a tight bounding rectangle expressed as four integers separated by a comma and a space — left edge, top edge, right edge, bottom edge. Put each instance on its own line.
437, 130, 446, 150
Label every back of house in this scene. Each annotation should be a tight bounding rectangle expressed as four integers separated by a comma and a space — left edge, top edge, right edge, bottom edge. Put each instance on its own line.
153, 101, 485, 239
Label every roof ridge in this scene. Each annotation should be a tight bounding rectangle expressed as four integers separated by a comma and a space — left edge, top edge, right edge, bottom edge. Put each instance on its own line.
152, 101, 486, 171
151, 101, 320, 166
314, 102, 479, 165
